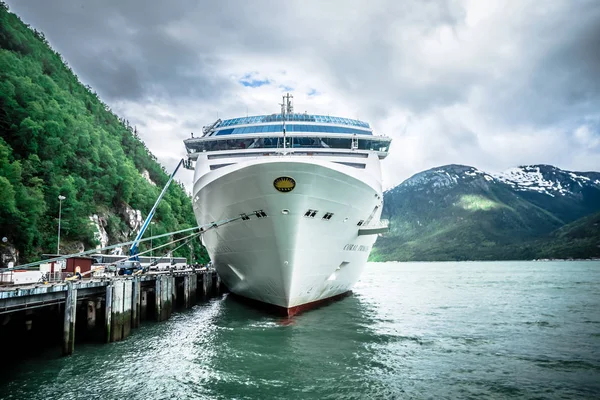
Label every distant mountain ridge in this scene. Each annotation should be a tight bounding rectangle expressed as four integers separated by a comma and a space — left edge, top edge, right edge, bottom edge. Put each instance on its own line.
372, 164, 600, 261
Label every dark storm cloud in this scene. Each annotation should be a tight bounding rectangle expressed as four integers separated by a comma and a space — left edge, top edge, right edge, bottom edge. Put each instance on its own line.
5, 0, 240, 101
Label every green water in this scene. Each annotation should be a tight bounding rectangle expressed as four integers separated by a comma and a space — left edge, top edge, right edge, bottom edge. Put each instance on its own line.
1, 261, 600, 399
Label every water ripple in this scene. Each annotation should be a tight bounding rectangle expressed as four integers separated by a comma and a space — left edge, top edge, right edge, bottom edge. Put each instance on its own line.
1, 261, 599, 399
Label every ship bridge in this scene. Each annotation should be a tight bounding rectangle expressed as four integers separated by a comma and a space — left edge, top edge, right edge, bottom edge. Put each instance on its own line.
184, 94, 391, 164
185, 119, 390, 159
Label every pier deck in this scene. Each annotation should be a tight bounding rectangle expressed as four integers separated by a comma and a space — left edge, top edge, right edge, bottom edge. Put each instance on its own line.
0, 269, 223, 356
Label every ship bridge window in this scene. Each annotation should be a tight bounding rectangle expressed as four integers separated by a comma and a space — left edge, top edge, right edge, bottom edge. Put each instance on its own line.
357, 220, 364, 226
254, 210, 268, 218
304, 209, 318, 218
218, 114, 371, 128
323, 212, 334, 220
185, 137, 390, 153
214, 124, 372, 136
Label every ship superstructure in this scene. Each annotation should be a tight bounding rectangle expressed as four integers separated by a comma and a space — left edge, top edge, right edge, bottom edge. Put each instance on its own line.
184, 94, 391, 315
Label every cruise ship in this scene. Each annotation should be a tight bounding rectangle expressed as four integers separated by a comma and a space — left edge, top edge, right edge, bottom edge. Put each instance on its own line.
184, 94, 391, 315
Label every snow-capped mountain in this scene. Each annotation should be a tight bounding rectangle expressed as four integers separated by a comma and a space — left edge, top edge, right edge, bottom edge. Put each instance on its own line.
399, 164, 495, 190
376, 164, 600, 261
394, 164, 600, 197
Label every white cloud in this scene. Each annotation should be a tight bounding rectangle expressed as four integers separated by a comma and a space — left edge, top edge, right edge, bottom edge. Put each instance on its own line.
6, 0, 600, 190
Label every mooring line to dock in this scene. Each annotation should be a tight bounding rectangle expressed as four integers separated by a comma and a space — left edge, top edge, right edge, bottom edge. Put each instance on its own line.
9, 214, 244, 271
9, 226, 202, 270
108, 231, 202, 266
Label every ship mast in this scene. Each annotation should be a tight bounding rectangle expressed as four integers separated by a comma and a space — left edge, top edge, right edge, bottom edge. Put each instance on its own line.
280, 93, 293, 150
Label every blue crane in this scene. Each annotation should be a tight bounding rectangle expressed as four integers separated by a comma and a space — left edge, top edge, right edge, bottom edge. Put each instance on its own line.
119, 158, 187, 274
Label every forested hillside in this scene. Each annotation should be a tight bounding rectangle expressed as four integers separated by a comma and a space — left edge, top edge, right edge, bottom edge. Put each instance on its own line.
0, 2, 207, 265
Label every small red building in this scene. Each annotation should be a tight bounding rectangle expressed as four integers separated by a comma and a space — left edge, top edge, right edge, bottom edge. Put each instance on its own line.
42, 254, 95, 274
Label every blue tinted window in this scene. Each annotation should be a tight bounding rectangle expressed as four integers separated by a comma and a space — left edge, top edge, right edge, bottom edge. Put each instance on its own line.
219, 114, 370, 129
213, 121, 372, 135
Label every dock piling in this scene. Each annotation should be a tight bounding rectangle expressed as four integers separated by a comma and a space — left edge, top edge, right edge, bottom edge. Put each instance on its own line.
122, 279, 132, 339
140, 289, 148, 320
62, 283, 77, 356
155, 275, 162, 322
190, 273, 197, 304
215, 273, 221, 295
105, 284, 112, 343
183, 275, 190, 308
86, 300, 96, 330
164, 275, 172, 319
110, 280, 124, 342
202, 273, 208, 297
132, 277, 141, 328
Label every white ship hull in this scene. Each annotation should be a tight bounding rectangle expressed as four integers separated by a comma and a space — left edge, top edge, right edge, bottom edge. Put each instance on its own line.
192, 157, 383, 313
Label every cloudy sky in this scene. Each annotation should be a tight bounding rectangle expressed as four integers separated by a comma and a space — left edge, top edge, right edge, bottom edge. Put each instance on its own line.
6, 0, 600, 190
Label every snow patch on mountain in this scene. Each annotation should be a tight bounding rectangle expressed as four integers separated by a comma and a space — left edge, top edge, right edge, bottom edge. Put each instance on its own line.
490, 165, 600, 197
398, 165, 497, 192
490, 166, 569, 196
389, 164, 600, 198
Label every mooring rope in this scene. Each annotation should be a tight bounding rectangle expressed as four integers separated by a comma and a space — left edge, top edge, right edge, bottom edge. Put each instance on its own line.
7, 214, 244, 271
108, 231, 202, 265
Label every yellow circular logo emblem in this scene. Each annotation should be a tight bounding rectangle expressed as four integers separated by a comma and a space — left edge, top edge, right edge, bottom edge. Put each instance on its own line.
273, 177, 296, 193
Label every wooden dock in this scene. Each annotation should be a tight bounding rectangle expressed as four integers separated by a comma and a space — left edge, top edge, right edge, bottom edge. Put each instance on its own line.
0, 269, 223, 356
